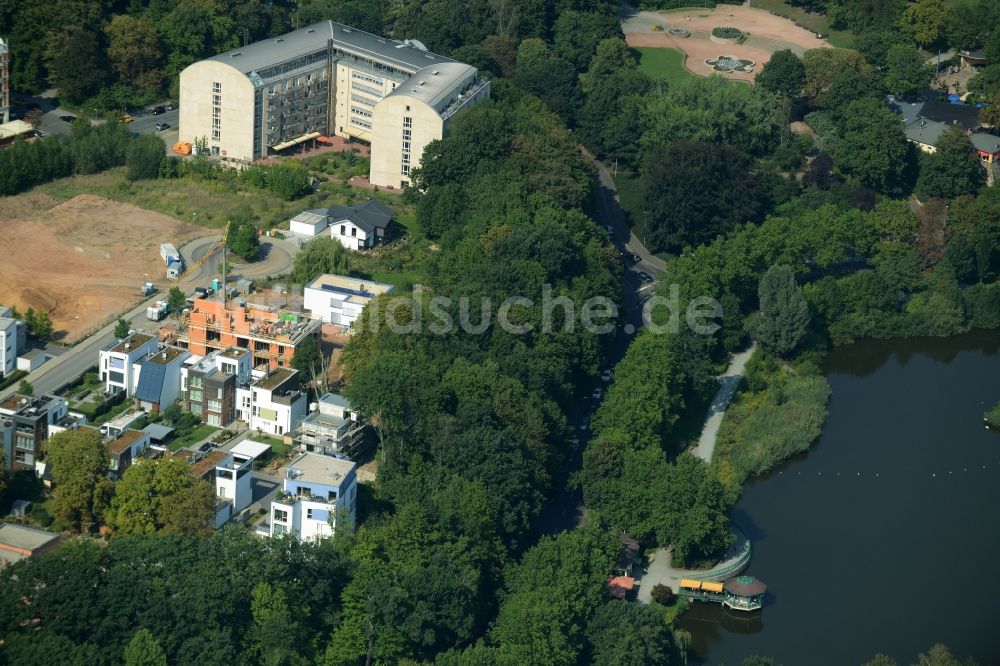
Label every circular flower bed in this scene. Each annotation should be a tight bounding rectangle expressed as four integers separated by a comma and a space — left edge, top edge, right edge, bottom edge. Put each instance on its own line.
710, 26, 744, 45
705, 55, 755, 73
668, 27, 691, 37
712, 27, 744, 39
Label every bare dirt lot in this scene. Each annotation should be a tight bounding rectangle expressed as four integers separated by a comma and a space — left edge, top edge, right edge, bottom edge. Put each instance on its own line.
624, 5, 830, 82
0, 193, 212, 342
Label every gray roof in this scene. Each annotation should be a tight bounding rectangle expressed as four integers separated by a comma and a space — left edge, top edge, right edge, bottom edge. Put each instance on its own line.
327, 199, 393, 234
206, 21, 452, 79
384, 62, 478, 110
889, 97, 949, 148
142, 423, 176, 441
918, 100, 981, 130
971, 132, 1000, 154
320, 392, 352, 410
0, 523, 59, 554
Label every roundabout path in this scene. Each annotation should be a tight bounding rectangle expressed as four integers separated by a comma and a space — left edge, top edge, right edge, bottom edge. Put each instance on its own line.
178, 235, 299, 284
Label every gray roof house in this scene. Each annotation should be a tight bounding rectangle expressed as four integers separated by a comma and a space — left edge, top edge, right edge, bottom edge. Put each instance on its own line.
290, 199, 394, 251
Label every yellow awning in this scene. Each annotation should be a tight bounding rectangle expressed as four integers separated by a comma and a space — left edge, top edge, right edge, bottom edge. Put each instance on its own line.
679, 579, 702, 590
270, 131, 321, 152
701, 581, 724, 593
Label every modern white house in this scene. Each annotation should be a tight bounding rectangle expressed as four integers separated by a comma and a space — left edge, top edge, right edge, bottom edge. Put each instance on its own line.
236, 366, 307, 437
213, 452, 254, 527
0, 306, 25, 379
269, 452, 357, 541
296, 392, 365, 458
303, 274, 394, 328
99, 333, 159, 396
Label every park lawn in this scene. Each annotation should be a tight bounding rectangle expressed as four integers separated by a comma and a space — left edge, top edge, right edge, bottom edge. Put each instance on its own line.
169, 424, 220, 452
749, 0, 854, 49
634, 47, 694, 85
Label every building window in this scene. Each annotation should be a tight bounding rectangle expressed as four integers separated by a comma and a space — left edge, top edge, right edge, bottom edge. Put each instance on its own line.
350, 227, 356, 237
189, 389, 203, 402
307, 508, 314, 520
207, 399, 222, 412
212, 129, 221, 141
349, 117, 372, 130
273, 508, 288, 522
190, 376, 203, 388
340, 225, 346, 235
402, 116, 412, 128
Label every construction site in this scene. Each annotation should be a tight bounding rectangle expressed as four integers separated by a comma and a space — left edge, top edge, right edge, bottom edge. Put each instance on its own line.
0, 192, 211, 342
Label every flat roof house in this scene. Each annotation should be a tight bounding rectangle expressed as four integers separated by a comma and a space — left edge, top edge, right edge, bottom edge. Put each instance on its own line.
182, 347, 253, 428
99, 333, 158, 397
236, 366, 307, 438
0, 305, 26, 379
0, 523, 60, 566
303, 273, 393, 329
291, 199, 394, 250
106, 429, 150, 480
0, 393, 68, 472
269, 452, 357, 541
177, 20, 489, 188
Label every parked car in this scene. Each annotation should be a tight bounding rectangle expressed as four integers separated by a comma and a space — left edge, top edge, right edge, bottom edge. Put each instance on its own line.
592, 387, 603, 401
165, 103, 176, 111
58, 115, 76, 123
154, 122, 170, 131
601, 369, 612, 383
625, 252, 641, 264
637, 271, 654, 283
150, 106, 166, 115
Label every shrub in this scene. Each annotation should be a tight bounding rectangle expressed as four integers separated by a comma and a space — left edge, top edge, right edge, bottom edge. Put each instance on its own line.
652, 584, 675, 605
986, 401, 1000, 429
712, 27, 744, 40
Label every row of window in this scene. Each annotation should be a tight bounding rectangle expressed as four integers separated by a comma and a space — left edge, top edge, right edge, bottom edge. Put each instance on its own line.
350, 106, 372, 119
401, 116, 413, 176
350, 82, 382, 97
351, 71, 383, 86
350, 94, 375, 107
212, 82, 222, 142
350, 117, 372, 130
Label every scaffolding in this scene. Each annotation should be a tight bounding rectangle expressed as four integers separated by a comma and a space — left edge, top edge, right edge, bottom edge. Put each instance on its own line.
0, 37, 10, 124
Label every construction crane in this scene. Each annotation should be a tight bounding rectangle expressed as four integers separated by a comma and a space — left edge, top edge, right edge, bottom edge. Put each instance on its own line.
185, 222, 232, 298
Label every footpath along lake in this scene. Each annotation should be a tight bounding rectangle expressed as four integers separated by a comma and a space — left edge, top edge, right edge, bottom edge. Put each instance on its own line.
680, 330, 1000, 665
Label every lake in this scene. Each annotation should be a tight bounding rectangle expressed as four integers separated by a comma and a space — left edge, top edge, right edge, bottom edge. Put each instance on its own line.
680, 330, 1000, 665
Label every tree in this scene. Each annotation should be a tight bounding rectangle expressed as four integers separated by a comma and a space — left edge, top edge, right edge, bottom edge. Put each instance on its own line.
227, 222, 260, 261
513, 38, 581, 122
650, 584, 675, 605
916, 125, 985, 199
641, 140, 766, 251
18, 380, 34, 397
585, 601, 676, 666
105, 14, 163, 95
980, 90, 1000, 127
291, 335, 323, 383
290, 236, 352, 285
641, 76, 784, 157
832, 98, 912, 194
114, 318, 131, 339
124, 628, 167, 666
829, 0, 903, 34
802, 48, 871, 104
245, 582, 305, 665
552, 10, 620, 72
44, 26, 109, 104
106, 457, 214, 536
751, 265, 811, 356
167, 286, 187, 318
126, 135, 166, 181
883, 44, 931, 100
899, 0, 949, 47
28, 310, 54, 341
756, 49, 805, 97
46, 429, 113, 532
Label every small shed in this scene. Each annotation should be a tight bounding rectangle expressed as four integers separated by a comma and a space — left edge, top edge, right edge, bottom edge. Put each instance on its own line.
290, 210, 329, 237
0, 523, 61, 566
16, 348, 47, 372
229, 438, 272, 465
142, 423, 176, 445
971, 132, 1000, 164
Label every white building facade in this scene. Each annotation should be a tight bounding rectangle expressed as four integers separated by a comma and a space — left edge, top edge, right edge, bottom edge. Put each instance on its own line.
269, 452, 357, 541
0, 306, 25, 379
303, 274, 393, 328
237, 367, 307, 437
99, 334, 159, 397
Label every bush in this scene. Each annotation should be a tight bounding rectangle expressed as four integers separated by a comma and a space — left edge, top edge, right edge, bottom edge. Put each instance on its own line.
712, 27, 744, 39
651, 584, 675, 605
986, 402, 1000, 429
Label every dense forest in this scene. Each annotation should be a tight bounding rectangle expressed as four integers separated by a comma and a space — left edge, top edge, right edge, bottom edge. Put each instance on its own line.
1, 0, 999, 664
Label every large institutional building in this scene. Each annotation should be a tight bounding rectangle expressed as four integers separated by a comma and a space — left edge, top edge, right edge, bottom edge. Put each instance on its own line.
178, 21, 490, 188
